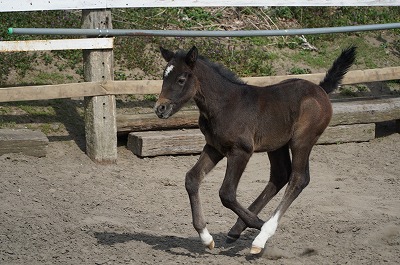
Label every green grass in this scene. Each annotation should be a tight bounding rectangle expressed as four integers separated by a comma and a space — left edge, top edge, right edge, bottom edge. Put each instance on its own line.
339, 87, 359, 97
288, 7, 400, 28
143, 94, 158, 102
32, 72, 66, 85
288, 66, 311, 75
18, 103, 56, 116
290, 50, 330, 69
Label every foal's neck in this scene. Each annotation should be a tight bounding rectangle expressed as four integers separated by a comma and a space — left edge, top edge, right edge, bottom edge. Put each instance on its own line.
193, 60, 243, 118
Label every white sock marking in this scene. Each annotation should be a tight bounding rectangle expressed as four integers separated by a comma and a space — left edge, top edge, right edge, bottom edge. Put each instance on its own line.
252, 211, 280, 249
199, 228, 213, 246
164, 64, 174, 77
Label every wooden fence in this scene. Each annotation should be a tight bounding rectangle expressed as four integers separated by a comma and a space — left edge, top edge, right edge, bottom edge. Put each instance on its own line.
1, 1, 399, 162
1, 67, 399, 102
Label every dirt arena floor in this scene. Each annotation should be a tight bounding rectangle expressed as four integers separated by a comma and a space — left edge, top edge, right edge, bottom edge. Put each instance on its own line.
1, 128, 399, 264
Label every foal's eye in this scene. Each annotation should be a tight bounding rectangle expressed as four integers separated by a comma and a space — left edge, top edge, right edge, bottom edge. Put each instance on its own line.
177, 76, 186, 86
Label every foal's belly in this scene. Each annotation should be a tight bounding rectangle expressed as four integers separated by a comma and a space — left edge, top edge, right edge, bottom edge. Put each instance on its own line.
202, 126, 291, 154
253, 132, 291, 152
199, 114, 292, 154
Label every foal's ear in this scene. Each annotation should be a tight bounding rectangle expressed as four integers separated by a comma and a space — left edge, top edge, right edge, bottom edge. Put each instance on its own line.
185, 46, 198, 68
160, 47, 175, 62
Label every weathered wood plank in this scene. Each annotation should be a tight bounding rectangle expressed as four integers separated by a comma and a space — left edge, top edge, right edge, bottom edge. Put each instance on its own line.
331, 97, 400, 125
0, 38, 113, 52
0, 82, 105, 102
82, 9, 117, 164
317, 123, 375, 144
116, 98, 400, 133
1, 1, 394, 12
127, 129, 205, 157
117, 111, 199, 133
127, 123, 376, 157
0, 129, 48, 157
113, 66, 400, 95
1, 67, 400, 102
0, 80, 162, 103
105, 80, 162, 95
114, 67, 400, 94
243, 67, 400, 87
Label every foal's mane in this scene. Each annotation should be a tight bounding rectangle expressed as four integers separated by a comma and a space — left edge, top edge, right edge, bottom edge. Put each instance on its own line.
198, 55, 246, 85
175, 50, 245, 85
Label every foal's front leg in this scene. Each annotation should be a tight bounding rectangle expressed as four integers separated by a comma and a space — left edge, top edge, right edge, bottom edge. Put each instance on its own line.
185, 144, 223, 250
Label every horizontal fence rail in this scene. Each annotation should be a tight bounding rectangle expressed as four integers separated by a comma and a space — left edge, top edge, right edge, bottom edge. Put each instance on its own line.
8, 23, 400, 37
0, 0, 398, 12
1, 67, 399, 102
0, 38, 113, 52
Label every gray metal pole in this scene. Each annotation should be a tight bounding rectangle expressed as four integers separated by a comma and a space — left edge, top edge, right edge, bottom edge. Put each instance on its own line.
8, 23, 400, 37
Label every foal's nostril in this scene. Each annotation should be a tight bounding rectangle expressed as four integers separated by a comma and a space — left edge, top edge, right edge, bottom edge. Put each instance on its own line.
157, 104, 166, 113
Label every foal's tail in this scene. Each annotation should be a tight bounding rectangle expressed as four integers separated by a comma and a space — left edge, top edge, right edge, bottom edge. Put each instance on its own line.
319, 46, 357, 94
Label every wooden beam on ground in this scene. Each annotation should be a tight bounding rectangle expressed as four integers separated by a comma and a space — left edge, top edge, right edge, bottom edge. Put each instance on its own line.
127, 129, 205, 157
127, 123, 376, 157
116, 97, 400, 133
331, 97, 400, 125
0, 129, 48, 157
0, 38, 113, 52
317, 124, 375, 144
117, 111, 199, 133
82, 9, 117, 164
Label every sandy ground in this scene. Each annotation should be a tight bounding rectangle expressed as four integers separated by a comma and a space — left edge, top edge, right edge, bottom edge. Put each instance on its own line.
0, 130, 399, 265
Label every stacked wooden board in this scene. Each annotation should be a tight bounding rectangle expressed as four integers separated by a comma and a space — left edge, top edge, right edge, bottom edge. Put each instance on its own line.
124, 97, 400, 157
0, 129, 48, 157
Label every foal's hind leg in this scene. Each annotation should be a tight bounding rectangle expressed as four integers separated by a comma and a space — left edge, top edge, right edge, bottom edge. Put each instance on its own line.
186, 144, 223, 250
227, 144, 291, 243
251, 143, 313, 254
218, 149, 266, 231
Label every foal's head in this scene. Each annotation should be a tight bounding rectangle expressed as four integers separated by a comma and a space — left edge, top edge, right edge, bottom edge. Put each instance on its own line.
155, 46, 199, 119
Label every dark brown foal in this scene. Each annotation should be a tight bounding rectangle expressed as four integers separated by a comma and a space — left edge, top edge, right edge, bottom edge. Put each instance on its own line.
155, 46, 356, 254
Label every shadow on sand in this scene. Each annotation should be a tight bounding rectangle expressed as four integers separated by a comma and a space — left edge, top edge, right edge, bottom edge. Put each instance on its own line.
92, 230, 260, 259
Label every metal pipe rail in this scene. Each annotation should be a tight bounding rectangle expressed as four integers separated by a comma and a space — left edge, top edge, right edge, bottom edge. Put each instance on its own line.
8, 23, 400, 37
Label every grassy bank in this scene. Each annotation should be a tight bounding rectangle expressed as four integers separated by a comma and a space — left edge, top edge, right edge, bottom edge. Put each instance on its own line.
0, 7, 399, 84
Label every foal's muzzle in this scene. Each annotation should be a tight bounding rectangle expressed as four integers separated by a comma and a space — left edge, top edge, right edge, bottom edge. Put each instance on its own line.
154, 100, 174, 119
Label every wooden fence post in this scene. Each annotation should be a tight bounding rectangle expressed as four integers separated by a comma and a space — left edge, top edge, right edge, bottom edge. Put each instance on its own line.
82, 9, 117, 164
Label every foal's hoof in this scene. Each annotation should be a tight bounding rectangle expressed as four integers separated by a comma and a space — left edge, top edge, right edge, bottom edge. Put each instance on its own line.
226, 235, 240, 244
250, 245, 263, 255
207, 240, 215, 250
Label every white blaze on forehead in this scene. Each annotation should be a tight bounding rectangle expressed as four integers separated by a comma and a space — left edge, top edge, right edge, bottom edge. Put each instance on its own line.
164, 64, 174, 78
